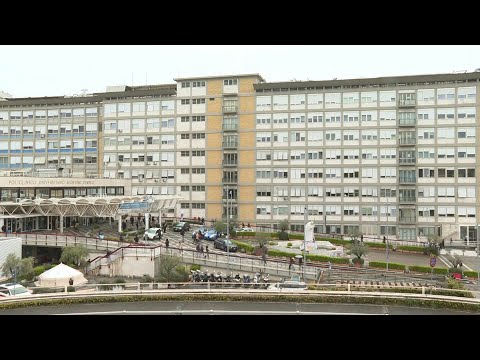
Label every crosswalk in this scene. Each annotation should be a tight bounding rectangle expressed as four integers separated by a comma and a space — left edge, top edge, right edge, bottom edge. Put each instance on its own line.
335, 280, 425, 288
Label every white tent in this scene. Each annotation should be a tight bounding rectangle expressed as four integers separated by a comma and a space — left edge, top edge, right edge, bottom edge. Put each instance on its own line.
37, 263, 88, 287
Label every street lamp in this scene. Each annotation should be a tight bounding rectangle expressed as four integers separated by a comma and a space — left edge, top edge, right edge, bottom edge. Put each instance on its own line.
385, 202, 389, 274
303, 207, 307, 282
226, 186, 230, 271
477, 223, 480, 286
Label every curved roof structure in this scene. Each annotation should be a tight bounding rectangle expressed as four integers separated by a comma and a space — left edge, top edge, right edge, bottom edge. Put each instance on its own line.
0, 195, 182, 217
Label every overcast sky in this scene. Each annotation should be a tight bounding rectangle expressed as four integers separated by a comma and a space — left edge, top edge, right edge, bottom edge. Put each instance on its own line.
1, 45, 479, 98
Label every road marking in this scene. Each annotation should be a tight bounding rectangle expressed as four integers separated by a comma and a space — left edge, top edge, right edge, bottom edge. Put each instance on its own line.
55, 309, 372, 315
438, 255, 452, 268
462, 263, 473, 271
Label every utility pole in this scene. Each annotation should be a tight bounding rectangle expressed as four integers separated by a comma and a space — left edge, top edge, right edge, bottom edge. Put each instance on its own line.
226, 185, 230, 271
386, 202, 389, 275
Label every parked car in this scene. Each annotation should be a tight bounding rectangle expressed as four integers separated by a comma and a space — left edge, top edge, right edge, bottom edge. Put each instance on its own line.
144, 227, 162, 240
173, 222, 190, 232
203, 229, 219, 241
0, 283, 33, 298
267, 281, 307, 292
237, 227, 254, 233
192, 227, 208, 240
213, 238, 238, 252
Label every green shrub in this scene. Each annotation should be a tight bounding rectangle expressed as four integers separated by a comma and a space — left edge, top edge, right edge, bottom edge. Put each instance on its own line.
32, 287, 64, 294
364, 242, 386, 249
287, 242, 292, 247
289, 233, 304, 240
306, 254, 350, 264
368, 261, 406, 270
190, 264, 201, 272
143, 274, 154, 282
268, 241, 277, 246
232, 241, 255, 253
34, 266, 46, 277
317, 237, 351, 246
397, 245, 424, 253
278, 231, 289, 240
464, 270, 478, 278
267, 249, 296, 258
67, 286, 76, 292
237, 231, 255, 237
114, 278, 126, 284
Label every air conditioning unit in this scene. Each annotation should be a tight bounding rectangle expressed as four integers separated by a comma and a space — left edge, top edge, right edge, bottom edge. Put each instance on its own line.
41, 134, 45, 138
153, 161, 158, 165
139, 179, 144, 182
15, 198, 21, 203
283, 197, 288, 201
147, 162, 151, 165
154, 179, 159, 182
118, 129, 123, 133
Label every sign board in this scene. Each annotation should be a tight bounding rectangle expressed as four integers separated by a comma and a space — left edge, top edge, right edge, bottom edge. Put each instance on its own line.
430, 256, 437, 267
117, 201, 150, 214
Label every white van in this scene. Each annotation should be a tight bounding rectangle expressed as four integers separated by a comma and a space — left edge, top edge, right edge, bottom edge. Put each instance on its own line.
0, 284, 33, 298
267, 280, 307, 292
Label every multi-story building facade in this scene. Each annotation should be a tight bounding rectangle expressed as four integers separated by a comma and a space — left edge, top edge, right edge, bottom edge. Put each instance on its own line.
1, 71, 479, 242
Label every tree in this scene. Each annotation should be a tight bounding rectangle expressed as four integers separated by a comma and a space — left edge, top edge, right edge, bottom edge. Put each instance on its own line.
1, 254, 35, 281
348, 228, 362, 243
349, 242, 368, 265
156, 255, 189, 283
256, 231, 270, 248
424, 234, 440, 256
214, 216, 237, 238
60, 245, 89, 268
278, 219, 289, 240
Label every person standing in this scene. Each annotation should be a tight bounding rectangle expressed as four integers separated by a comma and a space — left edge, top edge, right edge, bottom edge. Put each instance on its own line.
165, 238, 169, 249
262, 249, 267, 265
205, 245, 209, 259
289, 257, 294, 270
1, 224, 6, 236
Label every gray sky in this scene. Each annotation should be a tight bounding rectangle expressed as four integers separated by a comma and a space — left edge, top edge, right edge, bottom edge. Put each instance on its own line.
1, 45, 479, 98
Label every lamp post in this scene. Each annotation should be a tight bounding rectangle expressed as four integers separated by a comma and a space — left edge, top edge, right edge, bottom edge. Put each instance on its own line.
303, 207, 307, 282
385, 202, 389, 274
226, 186, 230, 271
477, 223, 479, 286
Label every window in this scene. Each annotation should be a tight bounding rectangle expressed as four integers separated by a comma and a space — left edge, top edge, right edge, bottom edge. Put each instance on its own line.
192, 151, 205, 157
192, 81, 205, 87
181, 82, 191, 88
192, 133, 205, 139
224, 79, 238, 86
192, 168, 205, 174
192, 98, 205, 104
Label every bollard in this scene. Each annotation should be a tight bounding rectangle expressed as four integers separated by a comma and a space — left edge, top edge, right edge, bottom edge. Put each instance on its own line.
347, 283, 351, 292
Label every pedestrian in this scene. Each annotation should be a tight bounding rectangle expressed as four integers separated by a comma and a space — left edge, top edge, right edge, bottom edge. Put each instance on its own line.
205, 245, 209, 258
200, 244, 205, 258
180, 229, 185, 241
135, 222, 139, 230
165, 238, 169, 248
262, 249, 267, 265
360, 234, 364, 243
289, 257, 294, 270
196, 243, 200, 257
180, 211, 184, 221
69, 278, 74, 286
1, 224, 5, 236
134, 235, 139, 243
163, 223, 167, 234
201, 217, 205, 225
383, 235, 386, 244
242, 222, 245, 228
450, 238, 453, 245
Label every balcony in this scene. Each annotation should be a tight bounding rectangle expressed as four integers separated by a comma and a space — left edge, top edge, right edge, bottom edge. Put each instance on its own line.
398, 138, 416, 146
399, 177, 416, 184
399, 158, 416, 165
223, 105, 238, 114
222, 141, 238, 149
222, 123, 238, 131
222, 159, 238, 167
222, 177, 238, 184
398, 118, 416, 126
398, 99, 416, 107
399, 196, 416, 204
399, 216, 416, 224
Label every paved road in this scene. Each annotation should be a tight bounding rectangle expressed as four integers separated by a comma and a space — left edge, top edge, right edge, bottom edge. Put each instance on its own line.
0, 300, 477, 315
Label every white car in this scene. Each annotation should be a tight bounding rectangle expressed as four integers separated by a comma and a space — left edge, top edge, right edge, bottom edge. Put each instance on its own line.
144, 227, 162, 240
267, 281, 307, 292
0, 284, 33, 298
237, 227, 254, 233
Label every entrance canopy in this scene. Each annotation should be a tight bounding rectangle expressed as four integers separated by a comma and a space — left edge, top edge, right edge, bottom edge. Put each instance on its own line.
0, 195, 182, 218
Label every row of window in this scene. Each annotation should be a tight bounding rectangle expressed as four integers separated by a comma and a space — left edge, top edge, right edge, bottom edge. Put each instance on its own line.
255, 87, 476, 109
0, 109, 98, 120
256, 108, 476, 126
256, 167, 476, 179
255, 205, 476, 217
256, 186, 475, 198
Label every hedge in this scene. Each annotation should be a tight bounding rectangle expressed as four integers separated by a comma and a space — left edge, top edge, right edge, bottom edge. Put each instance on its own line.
364, 242, 387, 249
232, 241, 255, 253
408, 265, 448, 274
306, 254, 350, 264
463, 271, 479, 278
368, 261, 406, 270
397, 245, 424, 253
317, 237, 351, 246
1, 294, 479, 312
